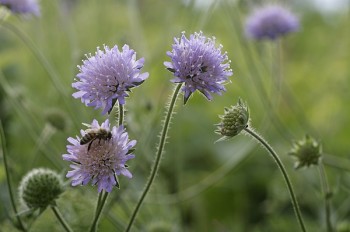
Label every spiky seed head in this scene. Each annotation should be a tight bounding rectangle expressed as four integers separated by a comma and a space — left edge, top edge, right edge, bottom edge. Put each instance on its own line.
18, 168, 64, 209
216, 98, 249, 141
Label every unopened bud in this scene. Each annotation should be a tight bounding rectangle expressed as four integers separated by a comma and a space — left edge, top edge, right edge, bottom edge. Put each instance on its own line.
288, 135, 322, 169
18, 168, 64, 209
216, 98, 249, 142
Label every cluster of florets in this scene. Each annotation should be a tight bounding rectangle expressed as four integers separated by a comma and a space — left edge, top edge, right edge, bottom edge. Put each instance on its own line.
0, 0, 40, 16
164, 31, 233, 104
245, 4, 299, 40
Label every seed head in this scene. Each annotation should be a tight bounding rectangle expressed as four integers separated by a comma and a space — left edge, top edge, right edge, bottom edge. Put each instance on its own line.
288, 135, 322, 169
216, 98, 249, 142
18, 168, 64, 209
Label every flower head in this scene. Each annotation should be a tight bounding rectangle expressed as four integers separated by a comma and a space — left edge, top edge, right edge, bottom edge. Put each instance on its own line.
0, 0, 40, 16
215, 98, 249, 142
63, 119, 136, 192
245, 5, 299, 40
73, 45, 149, 114
288, 135, 322, 169
18, 168, 64, 209
164, 31, 232, 104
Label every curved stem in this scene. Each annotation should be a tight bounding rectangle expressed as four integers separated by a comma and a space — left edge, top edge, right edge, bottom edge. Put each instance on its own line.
125, 83, 183, 232
51, 205, 73, 232
244, 127, 307, 232
319, 162, 333, 232
0, 121, 27, 231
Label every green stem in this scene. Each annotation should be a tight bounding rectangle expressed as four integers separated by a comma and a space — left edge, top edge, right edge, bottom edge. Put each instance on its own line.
244, 127, 307, 232
51, 205, 73, 232
0, 121, 27, 231
89, 191, 109, 232
271, 38, 283, 108
118, 104, 124, 126
125, 83, 183, 232
319, 162, 333, 232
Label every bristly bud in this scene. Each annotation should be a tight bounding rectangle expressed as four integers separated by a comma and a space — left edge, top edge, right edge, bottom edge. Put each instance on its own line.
288, 135, 322, 169
215, 98, 249, 142
18, 168, 65, 210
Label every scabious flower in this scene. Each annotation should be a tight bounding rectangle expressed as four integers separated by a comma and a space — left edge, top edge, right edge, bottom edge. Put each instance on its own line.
288, 134, 322, 169
164, 31, 232, 104
245, 5, 299, 40
63, 119, 136, 192
72, 45, 149, 115
0, 0, 40, 16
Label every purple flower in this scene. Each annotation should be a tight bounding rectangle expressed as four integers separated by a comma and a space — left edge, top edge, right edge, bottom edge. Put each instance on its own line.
0, 0, 40, 16
245, 5, 299, 40
164, 32, 232, 104
63, 119, 136, 192
72, 45, 149, 115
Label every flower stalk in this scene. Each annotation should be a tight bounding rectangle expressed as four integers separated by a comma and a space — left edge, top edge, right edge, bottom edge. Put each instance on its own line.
89, 191, 109, 232
51, 205, 73, 232
319, 162, 333, 232
125, 83, 183, 232
244, 127, 307, 232
0, 121, 27, 231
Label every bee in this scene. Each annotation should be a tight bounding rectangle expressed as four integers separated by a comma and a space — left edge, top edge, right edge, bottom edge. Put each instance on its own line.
80, 128, 112, 151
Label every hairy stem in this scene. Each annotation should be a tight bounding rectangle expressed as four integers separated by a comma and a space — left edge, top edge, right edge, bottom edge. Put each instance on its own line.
244, 127, 307, 232
125, 83, 183, 232
51, 205, 73, 232
0, 121, 27, 231
89, 191, 109, 232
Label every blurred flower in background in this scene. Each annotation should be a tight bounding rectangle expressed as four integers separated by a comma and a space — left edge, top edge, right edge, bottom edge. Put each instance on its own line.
63, 119, 136, 192
288, 134, 322, 169
164, 31, 233, 104
0, 0, 40, 16
245, 4, 299, 40
72, 45, 149, 114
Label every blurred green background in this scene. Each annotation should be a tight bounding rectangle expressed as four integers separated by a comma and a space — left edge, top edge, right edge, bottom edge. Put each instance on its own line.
0, 0, 349, 231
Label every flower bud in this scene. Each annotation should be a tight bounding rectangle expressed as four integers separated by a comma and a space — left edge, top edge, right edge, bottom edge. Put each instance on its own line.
216, 98, 249, 141
18, 168, 64, 209
288, 135, 322, 169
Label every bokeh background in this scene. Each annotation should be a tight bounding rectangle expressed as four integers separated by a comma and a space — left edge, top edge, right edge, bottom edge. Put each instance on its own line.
0, 0, 349, 231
